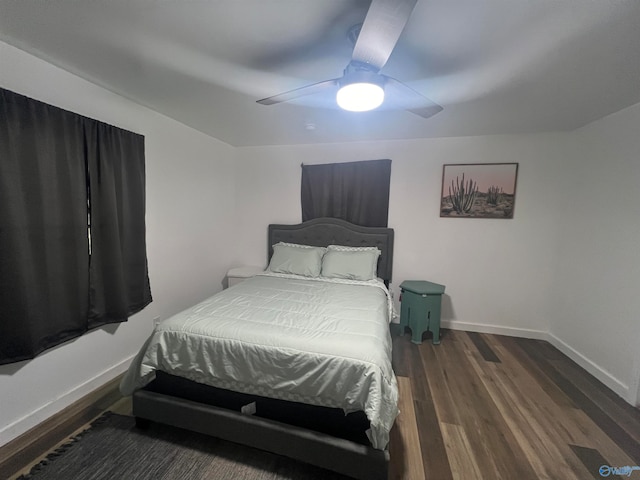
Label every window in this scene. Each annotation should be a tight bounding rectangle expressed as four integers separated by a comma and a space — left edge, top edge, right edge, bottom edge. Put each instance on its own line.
0, 88, 152, 364
301, 159, 391, 227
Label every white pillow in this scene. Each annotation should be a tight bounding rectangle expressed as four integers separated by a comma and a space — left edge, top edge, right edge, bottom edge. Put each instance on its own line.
321, 245, 381, 281
267, 242, 326, 277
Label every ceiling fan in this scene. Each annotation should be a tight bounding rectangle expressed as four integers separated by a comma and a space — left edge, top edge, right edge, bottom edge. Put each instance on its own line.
256, 0, 442, 119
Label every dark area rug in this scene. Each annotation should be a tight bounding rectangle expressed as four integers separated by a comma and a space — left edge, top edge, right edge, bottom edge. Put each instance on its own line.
19, 412, 351, 479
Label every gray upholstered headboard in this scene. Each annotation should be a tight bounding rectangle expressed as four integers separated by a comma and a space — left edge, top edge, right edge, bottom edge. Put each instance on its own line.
268, 218, 394, 284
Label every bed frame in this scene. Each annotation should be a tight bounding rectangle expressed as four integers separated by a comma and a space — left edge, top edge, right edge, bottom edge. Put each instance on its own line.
132, 218, 395, 480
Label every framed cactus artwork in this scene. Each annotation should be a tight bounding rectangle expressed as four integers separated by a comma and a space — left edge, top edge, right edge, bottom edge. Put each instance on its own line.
440, 163, 519, 218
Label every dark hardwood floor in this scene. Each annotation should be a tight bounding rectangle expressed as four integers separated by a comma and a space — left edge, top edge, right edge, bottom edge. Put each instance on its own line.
389, 330, 640, 480
6, 330, 640, 479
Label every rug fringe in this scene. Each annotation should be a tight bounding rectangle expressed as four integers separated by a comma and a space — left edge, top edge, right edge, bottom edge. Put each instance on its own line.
16, 411, 113, 479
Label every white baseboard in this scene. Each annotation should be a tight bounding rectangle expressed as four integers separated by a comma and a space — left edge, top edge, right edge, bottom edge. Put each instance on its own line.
0, 354, 135, 446
546, 333, 630, 402
441, 320, 548, 340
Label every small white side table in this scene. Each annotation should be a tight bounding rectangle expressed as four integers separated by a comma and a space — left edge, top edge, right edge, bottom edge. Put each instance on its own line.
227, 265, 265, 288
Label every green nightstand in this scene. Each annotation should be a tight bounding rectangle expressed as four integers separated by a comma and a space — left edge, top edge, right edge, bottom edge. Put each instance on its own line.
399, 280, 446, 345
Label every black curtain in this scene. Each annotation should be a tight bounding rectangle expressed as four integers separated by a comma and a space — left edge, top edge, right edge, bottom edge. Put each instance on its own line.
0, 89, 151, 364
301, 159, 391, 227
85, 120, 151, 328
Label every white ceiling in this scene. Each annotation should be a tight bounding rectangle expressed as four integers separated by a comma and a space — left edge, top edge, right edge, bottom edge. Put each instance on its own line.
1, 0, 639, 147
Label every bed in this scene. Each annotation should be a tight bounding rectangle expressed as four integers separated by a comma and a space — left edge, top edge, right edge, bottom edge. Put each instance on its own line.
120, 218, 397, 480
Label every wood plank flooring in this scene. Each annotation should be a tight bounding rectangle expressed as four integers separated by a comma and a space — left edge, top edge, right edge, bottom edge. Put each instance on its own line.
390, 330, 640, 480
6, 330, 640, 479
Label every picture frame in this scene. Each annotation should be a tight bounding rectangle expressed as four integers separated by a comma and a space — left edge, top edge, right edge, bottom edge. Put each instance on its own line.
440, 163, 519, 218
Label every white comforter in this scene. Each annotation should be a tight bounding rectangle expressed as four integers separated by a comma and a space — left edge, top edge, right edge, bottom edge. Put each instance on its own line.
120, 272, 399, 449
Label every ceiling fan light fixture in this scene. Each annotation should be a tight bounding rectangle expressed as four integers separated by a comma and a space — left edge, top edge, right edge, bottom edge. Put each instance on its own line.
256, 1, 443, 119
336, 68, 385, 112
337, 82, 384, 112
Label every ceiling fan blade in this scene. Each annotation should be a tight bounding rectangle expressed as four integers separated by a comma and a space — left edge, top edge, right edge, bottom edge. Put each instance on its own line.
351, 0, 417, 71
257, 78, 339, 105
383, 75, 443, 119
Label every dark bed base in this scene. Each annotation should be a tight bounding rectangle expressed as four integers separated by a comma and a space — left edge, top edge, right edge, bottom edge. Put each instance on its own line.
143, 371, 372, 444
133, 382, 389, 480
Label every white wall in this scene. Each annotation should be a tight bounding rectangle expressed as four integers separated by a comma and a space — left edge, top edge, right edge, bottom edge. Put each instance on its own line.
0, 41, 237, 445
234, 133, 568, 337
549, 102, 640, 404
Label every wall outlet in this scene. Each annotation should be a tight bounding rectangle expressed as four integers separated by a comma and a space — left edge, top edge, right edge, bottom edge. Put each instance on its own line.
153, 316, 161, 328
